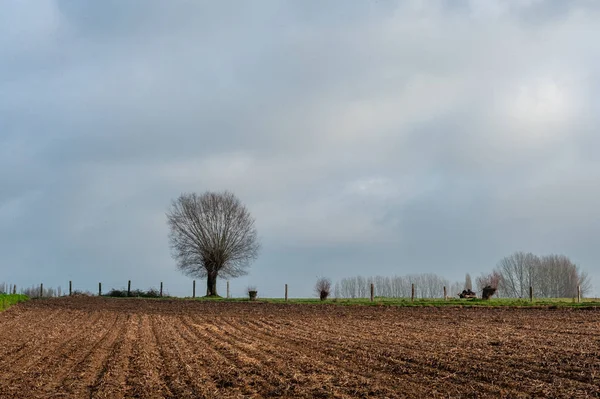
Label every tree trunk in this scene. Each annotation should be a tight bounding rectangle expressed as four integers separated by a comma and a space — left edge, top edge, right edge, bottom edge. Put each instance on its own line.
207, 273, 218, 296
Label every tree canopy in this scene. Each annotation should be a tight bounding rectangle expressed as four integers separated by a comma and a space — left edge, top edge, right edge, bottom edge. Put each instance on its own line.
166, 191, 260, 296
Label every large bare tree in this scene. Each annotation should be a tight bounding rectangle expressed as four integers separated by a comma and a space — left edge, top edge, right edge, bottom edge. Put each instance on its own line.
166, 191, 260, 297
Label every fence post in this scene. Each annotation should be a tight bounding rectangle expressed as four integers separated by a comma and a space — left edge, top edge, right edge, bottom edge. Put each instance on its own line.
40, 283, 43, 298
370, 283, 374, 302
160, 282, 163, 297
98, 282, 102, 296
285, 284, 288, 302
444, 286, 447, 301
578, 285, 581, 303
411, 283, 415, 302
227, 281, 230, 299
69, 281, 72, 296
13, 284, 16, 295
193, 280, 196, 299
127, 280, 131, 297
529, 286, 533, 302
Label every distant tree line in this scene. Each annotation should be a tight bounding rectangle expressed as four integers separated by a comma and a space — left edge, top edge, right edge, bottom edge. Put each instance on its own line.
480, 252, 592, 298
20, 285, 62, 298
0, 283, 9, 295
334, 274, 463, 299
334, 252, 592, 299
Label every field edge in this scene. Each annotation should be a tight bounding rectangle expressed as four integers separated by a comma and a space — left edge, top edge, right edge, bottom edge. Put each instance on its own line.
0, 294, 29, 311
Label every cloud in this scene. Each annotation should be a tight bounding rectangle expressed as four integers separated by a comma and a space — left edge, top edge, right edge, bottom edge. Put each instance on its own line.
1, 0, 600, 296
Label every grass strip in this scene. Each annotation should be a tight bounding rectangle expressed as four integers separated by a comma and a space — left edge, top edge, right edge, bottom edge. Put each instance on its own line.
0, 294, 29, 311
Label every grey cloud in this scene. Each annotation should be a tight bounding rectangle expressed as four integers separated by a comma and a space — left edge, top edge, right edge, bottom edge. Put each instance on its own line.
1, 0, 600, 297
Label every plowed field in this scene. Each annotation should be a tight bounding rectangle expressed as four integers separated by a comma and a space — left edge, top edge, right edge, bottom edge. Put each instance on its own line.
0, 298, 599, 398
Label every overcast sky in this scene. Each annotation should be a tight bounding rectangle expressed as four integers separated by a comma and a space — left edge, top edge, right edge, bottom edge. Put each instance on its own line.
1, 0, 599, 298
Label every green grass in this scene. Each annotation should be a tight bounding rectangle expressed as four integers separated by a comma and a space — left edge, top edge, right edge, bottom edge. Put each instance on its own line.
0, 294, 29, 311
185, 296, 600, 307
54, 293, 600, 308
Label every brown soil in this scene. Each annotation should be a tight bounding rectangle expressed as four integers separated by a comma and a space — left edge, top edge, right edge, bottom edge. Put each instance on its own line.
0, 298, 599, 398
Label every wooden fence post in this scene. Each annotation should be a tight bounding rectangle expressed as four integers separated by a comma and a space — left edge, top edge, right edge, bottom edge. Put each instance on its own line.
40, 283, 43, 298
69, 281, 72, 296
160, 282, 163, 297
227, 281, 230, 299
411, 283, 415, 302
98, 282, 102, 296
285, 284, 288, 302
127, 280, 131, 297
578, 285, 581, 303
193, 280, 196, 299
529, 286, 533, 302
13, 284, 16, 295
370, 283, 374, 302
444, 286, 447, 301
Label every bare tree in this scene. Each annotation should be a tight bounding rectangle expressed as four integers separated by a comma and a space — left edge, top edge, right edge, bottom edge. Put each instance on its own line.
464, 273, 473, 291
414, 273, 449, 299
342, 277, 357, 298
476, 271, 501, 300
357, 276, 367, 298
538, 254, 591, 298
166, 191, 260, 297
315, 277, 332, 300
578, 270, 592, 298
496, 252, 539, 298
333, 281, 341, 298
476, 271, 501, 292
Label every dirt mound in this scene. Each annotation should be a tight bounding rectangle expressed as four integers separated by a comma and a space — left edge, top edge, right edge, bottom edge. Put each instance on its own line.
459, 289, 477, 299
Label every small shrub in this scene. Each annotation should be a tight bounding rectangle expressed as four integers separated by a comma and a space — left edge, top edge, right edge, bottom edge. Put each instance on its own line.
106, 288, 128, 297
315, 277, 332, 301
482, 286, 497, 300
71, 290, 93, 297
105, 287, 162, 298
247, 286, 258, 301
477, 271, 501, 299
145, 287, 161, 298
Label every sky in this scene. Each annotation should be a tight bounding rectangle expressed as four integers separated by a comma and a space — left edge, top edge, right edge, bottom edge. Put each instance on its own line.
1, 0, 600, 298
